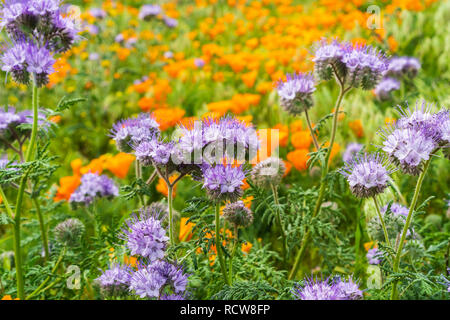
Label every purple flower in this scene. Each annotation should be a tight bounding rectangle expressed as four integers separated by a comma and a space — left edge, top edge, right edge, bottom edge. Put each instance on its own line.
342, 143, 363, 163
96, 263, 132, 297
340, 153, 394, 198
89, 7, 106, 19
69, 172, 118, 205
202, 164, 246, 203
381, 203, 409, 218
276, 72, 315, 115
313, 39, 388, 89
374, 77, 400, 100
177, 115, 259, 166
134, 139, 174, 167
25, 42, 55, 86
121, 210, 169, 262
160, 293, 184, 300
386, 56, 421, 78
366, 247, 381, 265
293, 276, 362, 300
110, 113, 160, 153
129, 260, 188, 299
138, 4, 162, 20
163, 16, 178, 28
194, 58, 205, 68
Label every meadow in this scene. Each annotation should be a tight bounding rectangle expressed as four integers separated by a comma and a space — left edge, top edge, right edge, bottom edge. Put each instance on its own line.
0, 0, 449, 300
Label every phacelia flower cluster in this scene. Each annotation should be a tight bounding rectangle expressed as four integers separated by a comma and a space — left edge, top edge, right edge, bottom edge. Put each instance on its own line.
0, 0, 80, 86
313, 39, 388, 90
342, 143, 363, 163
292, 276, 363, 300
138, 4, 162, 20
129, 260, 188, 299
110, 113, 160, 153
96, 263, 131, 297
201, 164, 246, 203
222, 200, 254, 228
381, 101, 447, 175
121, 210, 169, 262
177, 116, 259, 166
276, 73, 316, 115
366, 247, 382, 265
385, 57, 421, 78
340, 153, 394, 198
251, 157, 286, 189
69, 172, 118, 205
53, 218, 85, 247
374, 77, 401, 101
1, 106, 50, 148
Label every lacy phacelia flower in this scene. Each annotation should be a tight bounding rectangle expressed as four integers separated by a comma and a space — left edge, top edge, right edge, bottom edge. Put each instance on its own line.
342, 143, 363, 163
129, 260, 188, 299
251, 157, 286, 189
53, 218, 85, 247
96, 263, 131, 297
276, 73, 315, 115
292, 276, 362, 300
340, 153, 394, 198
386, 56, 421, 78
1, 39, 55, 86
381, 203, 409, 218
381, 102, 442, 175
177, 116, 259, 166
110, 113, 160, 153
138, 4, 162, 20
121, 211, 169, 262
313, 39, 388, 90
374, 77, 400, 100
366, 248, 381, 265
69, 173, 118, 205
202, 164, 246, 203
135, 139, 174, 167
222, 200, 254, 228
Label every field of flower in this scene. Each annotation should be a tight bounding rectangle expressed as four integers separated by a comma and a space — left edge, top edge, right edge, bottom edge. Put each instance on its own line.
0, 0, 449, 301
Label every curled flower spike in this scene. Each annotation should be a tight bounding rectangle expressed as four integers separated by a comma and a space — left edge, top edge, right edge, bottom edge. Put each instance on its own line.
374, 77, 400, 101
380, 101, 444, 175
292, 275, 362, 300
129, 260, 188, 299
201, 164, 246, 203
222, 200, 254, 228
276, 72, 316, 115
120, 209, 169, 262
340, 153, 395, 198
96, 263, 131, 298
386, 56, 421, 78
110, 113, 160, 153
251, 157, 286, 189
312, 39, 388, 90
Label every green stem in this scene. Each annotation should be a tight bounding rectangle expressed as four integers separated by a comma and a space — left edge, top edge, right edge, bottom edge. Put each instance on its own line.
304, 109, 319, 151
215, 203, 229, 285
354, 200, 363, 262
228, 224, 238, 284
270, 183, 287, 266
33, 198, 49, 261
168, 184, 174, 246
373, 196, 392, 248
135, 160, 144, 205
288, 83, 349, 280
12, 84, 39, 299
390, 158, 432, 300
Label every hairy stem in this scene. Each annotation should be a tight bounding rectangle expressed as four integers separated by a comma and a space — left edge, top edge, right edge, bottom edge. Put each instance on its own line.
168, 184, 174, 246
215, 203, 229, 285
304, 109, 319, 151
390, 158, 432, 300
288, 83, 349, 280
229, 224, 238, 284
33, 197, 49, 261
373, 196, 392, 248
13, 84, 39, 299
271, 183, 287, 266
